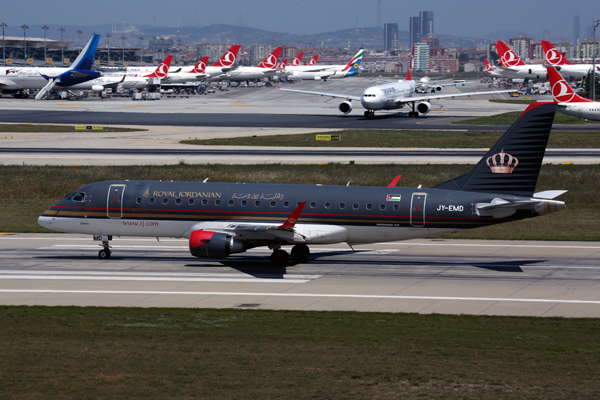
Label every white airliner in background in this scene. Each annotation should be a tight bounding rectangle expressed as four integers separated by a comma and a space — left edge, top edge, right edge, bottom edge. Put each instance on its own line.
280, 46, 514, 119
541, 41, 598, 79
286, 49, 364, 81
495, 41, 547, 81
213, 47, 283, 81
547, 66, 600, 121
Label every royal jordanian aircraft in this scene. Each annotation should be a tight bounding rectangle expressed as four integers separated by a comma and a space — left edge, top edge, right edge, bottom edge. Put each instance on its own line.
547, 66, 600, 121
214, 47, 283, 81
39, 102, 565, 265
0, 34, 101, 99
541, 41, 598, 79
495, 41, 547, 81
281, 46, 514, 119
286, 49, 363, 81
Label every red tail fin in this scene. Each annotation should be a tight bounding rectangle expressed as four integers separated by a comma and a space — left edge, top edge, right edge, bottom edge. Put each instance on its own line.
496, 41, 526, 67
290, 52, 304, 66
541, 41, 574, 66
210, 45, 241, 68
405, 45, 415, 81
143, 55, 172, 78
257, 46, 282, 69
306, 55, 319, 66
547, 66, 593, 103
190, 56, 209, 74
278, 59, 288, 69
484, 59, 493, 72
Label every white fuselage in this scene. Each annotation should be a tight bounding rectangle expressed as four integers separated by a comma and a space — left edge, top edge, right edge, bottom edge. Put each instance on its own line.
288, 68, 344, 80
216, 66, 281, 81
557, 102, 600, 121
67, 76, 125, 90
0, 67, 78, 90
500, 65, 547, 81
360, 80, 415, 111
554, 64, 598, 79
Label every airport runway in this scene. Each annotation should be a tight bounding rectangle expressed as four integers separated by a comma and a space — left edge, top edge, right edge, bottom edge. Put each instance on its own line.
1, 233, 600, 318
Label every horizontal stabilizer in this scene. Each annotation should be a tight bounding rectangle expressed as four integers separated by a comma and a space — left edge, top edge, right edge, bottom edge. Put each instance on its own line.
533, 190, 568, 199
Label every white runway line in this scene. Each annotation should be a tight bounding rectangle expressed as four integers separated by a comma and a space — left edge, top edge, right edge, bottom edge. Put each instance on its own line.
0, 270, 321, 279
382, 242, 600, 250
0, 275, 309, 284
1, 289, 600, 305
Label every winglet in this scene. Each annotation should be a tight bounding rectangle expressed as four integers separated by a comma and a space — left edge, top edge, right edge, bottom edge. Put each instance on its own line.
387, 175, 402, 187
278, 201, 306, 229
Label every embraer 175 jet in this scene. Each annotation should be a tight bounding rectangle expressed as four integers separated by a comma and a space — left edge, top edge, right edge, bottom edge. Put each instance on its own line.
541, 41, 598, 79
0, 34, 101, 99
39, 102, 565, 265
281, 46, 513, 119
547, 66, 600, 121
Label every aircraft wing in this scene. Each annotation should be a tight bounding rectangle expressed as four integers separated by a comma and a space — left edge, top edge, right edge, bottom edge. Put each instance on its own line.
393, 89, 515, 105
279, 88, 362, 101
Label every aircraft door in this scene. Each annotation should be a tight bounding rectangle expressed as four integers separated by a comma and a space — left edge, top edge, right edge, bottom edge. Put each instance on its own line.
410, 192, 427, 227
107, 184, 126, 218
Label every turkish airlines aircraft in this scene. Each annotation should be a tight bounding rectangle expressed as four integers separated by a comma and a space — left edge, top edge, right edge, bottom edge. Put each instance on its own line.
38, 102, 565, 265
495, 41, 547, 81
541, 41, 598, 79
289, 52, 304, 67
281, 46, 514, 119
484, 59, 504, 77
117, 56, 173, 89
215, 47, 284, 81
306, 55, 319, 66
547, 66, 600, 121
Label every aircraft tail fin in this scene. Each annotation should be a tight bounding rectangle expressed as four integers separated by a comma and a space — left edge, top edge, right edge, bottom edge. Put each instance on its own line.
211, 45, 241, 68
144, 55, 172, 78
257, 47, 283, 69
432, 102, 557, 197
341, 49, 364, 77
484, 59, 494, 72
70, 34, 101, 71
541, 41, 574, 65
191, 56, 209, 74
290, 52, 304, 66
496, 41, 527, 67
405, 45, 415, 81
547, 66, 593, 103
306, 55, 319, 66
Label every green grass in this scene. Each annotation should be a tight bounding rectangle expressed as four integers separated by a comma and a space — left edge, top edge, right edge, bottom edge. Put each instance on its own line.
457, 111, 595, 125
489, 99, 537, 105
1, 306, 599, 399
181, 129, 600, 148
1, 164, 597, 240
0, 124, 146, 133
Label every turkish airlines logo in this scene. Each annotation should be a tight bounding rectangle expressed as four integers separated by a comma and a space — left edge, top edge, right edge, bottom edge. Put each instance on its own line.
546, 49, 561, 65
501, 51, 520, 67
263, 54, 277, 68
552, 80, 575, 102
308, 59, 316, 66
220, 51, 235, 67
197, 61, 206, 72
291, 58, 300, 66
156, 63, 169, 78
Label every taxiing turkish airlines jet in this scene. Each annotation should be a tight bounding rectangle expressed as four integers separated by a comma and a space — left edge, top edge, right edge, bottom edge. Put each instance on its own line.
281, 45, 514, 119
541, 41, 598, 79
547, 66, 600, 121
38, 102, 566, 265
215, 47, 283, 81
495, 41, 547, 81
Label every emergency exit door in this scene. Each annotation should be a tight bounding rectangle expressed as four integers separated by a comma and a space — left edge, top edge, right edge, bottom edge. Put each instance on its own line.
107, 185, 126, 218
410, 193, 427, 227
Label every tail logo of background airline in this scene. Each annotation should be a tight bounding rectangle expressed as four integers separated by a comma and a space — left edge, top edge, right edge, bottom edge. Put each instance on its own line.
487, 149, 518, 174
145, 56, 172, 78
500, 50, 520, 67
552, 80, 576, 103
263, 54, 278, 69
484, 60, 494, 72
546, 49, 562, 65
220, 51, 236, 67
307, 57, 317, 66
6, 68, 18, 75
290, 52, 303, 66
197, 60, 206, 72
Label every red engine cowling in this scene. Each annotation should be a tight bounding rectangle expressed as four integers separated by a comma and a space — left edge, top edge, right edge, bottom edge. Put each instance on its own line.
189, 230, 245, 259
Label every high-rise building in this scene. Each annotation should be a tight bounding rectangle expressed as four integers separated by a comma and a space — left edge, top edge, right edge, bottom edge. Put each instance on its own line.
413, 42, 430, 72
409, 16, 421, 47
384, 23, 398, 50
420, 11, 434, 37
509, 35, 533, 60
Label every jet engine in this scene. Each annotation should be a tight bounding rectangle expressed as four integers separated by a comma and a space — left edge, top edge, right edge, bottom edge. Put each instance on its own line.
189, 229, 245, 259
339, 101, 353, 114
416, 101, 431, 115
91, 85, 105, 92
435, 86, 442, 92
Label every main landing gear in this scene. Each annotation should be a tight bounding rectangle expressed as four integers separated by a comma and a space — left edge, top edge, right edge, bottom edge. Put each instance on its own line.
364, 110, 375, 119
408, 111, 419, 117
269, 244, 311, 265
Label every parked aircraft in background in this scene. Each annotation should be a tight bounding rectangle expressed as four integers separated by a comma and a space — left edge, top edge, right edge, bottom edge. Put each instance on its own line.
495, 41, 547, 81
38, 102, 566, 265
541, 41, 598, 79
484, 59, 504, 77
547, 66, 600, 121
416, 70, 470, 93
0, 34, 101, 99
281, 46, 514, 119
119, 56, 173, 89
214, 47, 283, 81
306, 55, 319, 66
286, 49, 364, 81
289, 52, 304, 66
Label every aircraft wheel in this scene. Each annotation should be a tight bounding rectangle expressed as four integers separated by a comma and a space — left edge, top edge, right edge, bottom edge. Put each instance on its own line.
270, 249, 289, 266
291, 244, 310, 262
98, 249, 111, 260
408, 111, 414, 117
364, 111, 369, 117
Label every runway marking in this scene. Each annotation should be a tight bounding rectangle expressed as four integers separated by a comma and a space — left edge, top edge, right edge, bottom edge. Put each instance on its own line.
1, 289, 600, 305
122, 106, 149, 108
0, 275, 310, 284
230, 104, 256, 107
0, 233, 13, 235
0, 270, 321, 279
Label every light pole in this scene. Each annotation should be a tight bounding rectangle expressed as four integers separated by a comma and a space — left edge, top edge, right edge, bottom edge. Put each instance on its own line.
138, 36, 143, 65
76, 30, 82, 48
41, 25, 49, 63
593, 19, 600, 101
58, 27, 65, 65
106, 33, 111, 65
120, 35, 126, 66
0, 23, 6, 65
20, 24, 28, 62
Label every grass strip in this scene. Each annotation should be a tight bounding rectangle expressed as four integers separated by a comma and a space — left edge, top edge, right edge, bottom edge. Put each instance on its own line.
456, 111, 595, 125
0, 124, 146, 133
1, 306, 599, 399
489, 99, 537, 105
182, 129, 600, 148
1, 164, 596, 240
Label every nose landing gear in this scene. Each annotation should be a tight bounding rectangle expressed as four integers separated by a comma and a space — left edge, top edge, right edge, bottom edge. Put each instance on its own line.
363, 110, 375, 119
94, 235, 112, 259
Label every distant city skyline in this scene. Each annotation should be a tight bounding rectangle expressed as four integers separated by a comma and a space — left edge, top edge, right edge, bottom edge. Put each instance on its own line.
0, 0, 597, 42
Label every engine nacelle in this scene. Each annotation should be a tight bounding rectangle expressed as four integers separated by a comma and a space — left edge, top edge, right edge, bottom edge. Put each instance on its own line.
189, 229, 245, 259
313, 76, 322, 80
91, 85, 105, 92
338, 101, 353, 114
416, 101, 431, 115
435, 86, 442, 92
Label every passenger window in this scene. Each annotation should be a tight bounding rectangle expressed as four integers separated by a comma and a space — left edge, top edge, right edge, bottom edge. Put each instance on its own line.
162, 198, 168, 204
189, 199, 195, 205
241, 200, 248, 206
202, 199, 208, 206
228, 200, 234, 206
255, 200, 261, 207
339, 202, 346, 209
149, 198, 155, 204
215, 199, 221, 206
175, 198, 181, 205
324, 202, 331, 209
270, 201, 276, 207
283, 201, 290, 207
366, 203, 372, 210
136, 198, 142, 204
393, 204, 399, 211
310, 202, 316, 208
380, 204, 386, 210
353, 203, 359, 210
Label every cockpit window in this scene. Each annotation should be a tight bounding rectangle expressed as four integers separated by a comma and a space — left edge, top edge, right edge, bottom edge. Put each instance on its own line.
72, 192, 86, 202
